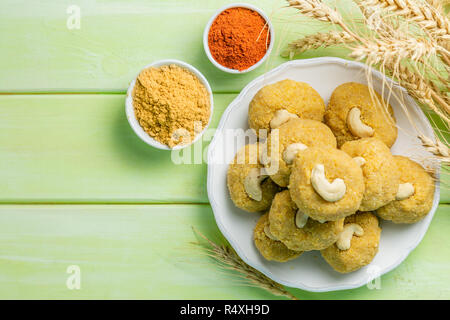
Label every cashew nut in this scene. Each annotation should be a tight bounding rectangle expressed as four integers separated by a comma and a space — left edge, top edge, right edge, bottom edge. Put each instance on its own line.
259, 144, 279, 175
264, 225, 278, 240
311, 164, 346, 202
244, 168, 268, 201
347, 107, 374, 138
353, 156, 366, 167
396, 182, 415, 200
269, 109, 299, 129
283, 143, 308, 165
295, 210, 309, 228
259, 143, 270, 165
336, 223, 364, 250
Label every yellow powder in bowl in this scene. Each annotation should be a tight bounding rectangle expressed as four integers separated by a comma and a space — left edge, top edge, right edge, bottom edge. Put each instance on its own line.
132, 64, 211, 148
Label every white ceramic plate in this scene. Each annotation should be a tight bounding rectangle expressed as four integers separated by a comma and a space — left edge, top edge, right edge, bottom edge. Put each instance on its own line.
207, 57, 440, 292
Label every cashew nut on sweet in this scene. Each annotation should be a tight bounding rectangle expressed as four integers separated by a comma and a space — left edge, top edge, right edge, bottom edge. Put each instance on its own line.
269, 109, 299, 129
353, 156, 366, 167
395, 182, 415, 200
259, 143, 270, 165
283, 143, 308, 165
311, 164, 346, 202
295, 210, 309, 228
336, 223, 364, 250
264, 225, 278, 240
259, 143, 279, 175
244, 168, 268, 201
347, 107, 374, 138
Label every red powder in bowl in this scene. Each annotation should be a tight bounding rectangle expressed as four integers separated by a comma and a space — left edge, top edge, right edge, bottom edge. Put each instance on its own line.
208, 7, 271, 71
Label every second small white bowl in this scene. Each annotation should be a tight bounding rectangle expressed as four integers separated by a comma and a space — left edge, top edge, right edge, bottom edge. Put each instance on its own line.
125, 59, 214, 150
203, 3, 274, 74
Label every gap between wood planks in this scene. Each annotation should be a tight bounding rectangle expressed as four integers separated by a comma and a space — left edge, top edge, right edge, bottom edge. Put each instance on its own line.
0, 202, 449, 207
1, 93, 448, 205
0, 91, 240, 95
0, 202, 211, 205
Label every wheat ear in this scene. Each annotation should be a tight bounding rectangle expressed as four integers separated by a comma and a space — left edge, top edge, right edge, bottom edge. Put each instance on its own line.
359, 0, 450, 62
191, 227, 299, 300
359, 0, 450, 37
350, 37, 437, 65
285, 0, 450, 165
285, 31, 354, 57
419, 135, 450, 161
426, 0, 445, 13
382, 61, 450, 125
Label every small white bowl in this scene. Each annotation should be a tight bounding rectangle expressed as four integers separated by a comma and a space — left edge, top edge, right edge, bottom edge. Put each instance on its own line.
203, 3, 274, 74
125, 59, 214, 150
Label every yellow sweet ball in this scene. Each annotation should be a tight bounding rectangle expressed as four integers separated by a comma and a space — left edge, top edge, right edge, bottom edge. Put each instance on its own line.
377, 156, 435, 224
325, 82, 397, 148
248, 79, 325, 136
254, 213, 303, 262
321, 212, 381, 273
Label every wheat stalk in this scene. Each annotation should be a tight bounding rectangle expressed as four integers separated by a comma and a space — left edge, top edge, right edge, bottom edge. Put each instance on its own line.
191, 227, 299, 300
359, 0, 450, 37
284, 31, 354, 58
349, 39, 450, 121
419, 134, 450, 159
359, 0, 450, 60
285, 0, 450, 163
426, 0, 446, 13
392, 65, 450, 122
350, 37, 437, 65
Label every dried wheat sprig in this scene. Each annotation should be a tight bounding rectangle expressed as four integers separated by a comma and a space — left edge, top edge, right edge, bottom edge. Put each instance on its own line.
362, 56, 450, 161
419, 134, 450, 160
350, 44, 450, 119
426, 0, 445, 12
286, 0, 450, 119
359, 0, 450, 38
285, 0, 450, 165
386, 63, 450, 123
359, 0, 450, 61
365, 61, 450, 161
355, 0, 450, 65
365, 63, 450, 160
288, 0, 447, 70
350, 37, 437, 65
191, 227, 299, 300
285, 30, 354, 57
345, 22, 450, 117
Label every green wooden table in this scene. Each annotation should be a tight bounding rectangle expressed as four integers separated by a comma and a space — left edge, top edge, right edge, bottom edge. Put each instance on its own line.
0, 0, 449, 299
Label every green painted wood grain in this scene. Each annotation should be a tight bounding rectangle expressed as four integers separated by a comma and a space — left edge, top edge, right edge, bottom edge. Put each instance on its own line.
0, 0, 449, 301
1, 93, 448, 204
0, 94, 237, 203
0, 0, 351, 93
0, 204, 448, 299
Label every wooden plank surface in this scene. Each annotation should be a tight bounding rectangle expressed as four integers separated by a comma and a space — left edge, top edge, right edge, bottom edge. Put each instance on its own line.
0, 0, 348, 93
1, 0, 449, 300
1, 93, 448, 204
0, 94, 235, 203
0, 204, 448, 299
